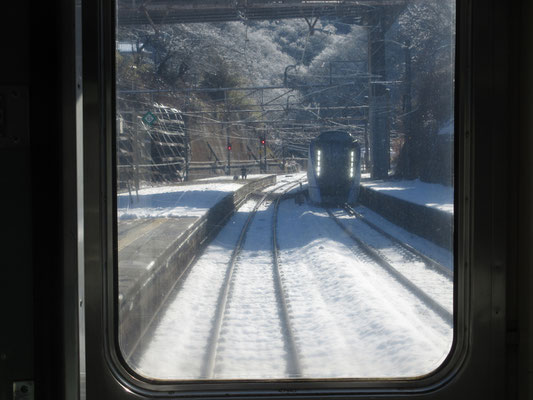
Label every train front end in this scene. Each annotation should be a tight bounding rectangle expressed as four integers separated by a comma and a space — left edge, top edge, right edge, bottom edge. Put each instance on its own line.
307, 131, 361, 205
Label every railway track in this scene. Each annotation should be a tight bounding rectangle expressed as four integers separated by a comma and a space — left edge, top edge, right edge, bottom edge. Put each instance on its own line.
132, 177, 452, 379
343, 204, 452, 279
201, 180, 304, 378
275, 198, 452, 377
326, 207, 453, 326
271, 182, 304, 377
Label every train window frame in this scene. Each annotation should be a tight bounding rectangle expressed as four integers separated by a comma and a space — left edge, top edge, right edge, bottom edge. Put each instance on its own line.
80, 0, 509, 398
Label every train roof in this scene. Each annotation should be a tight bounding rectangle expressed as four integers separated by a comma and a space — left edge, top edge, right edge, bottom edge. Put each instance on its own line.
314, 130, 355, 143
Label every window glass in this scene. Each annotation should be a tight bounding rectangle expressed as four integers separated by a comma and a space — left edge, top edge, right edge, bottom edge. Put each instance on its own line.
115, 0, 455, 380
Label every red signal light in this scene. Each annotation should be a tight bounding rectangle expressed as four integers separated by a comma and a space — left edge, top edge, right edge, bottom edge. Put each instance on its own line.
260, 138, 265, 145
227, 144, 232, 151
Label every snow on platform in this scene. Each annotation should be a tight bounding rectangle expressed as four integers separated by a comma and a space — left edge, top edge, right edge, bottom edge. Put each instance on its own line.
117, 181, 246, 220
116, 176, 278, 290
361, 179, 453, 214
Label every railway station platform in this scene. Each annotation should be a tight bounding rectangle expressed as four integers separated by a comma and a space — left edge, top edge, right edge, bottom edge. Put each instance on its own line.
117, 174, 276, 359
359, 178, 453, 251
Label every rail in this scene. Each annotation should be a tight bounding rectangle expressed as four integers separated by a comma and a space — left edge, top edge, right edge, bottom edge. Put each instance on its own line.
343, 204, 452, 279
326, 209, 453, 326
201, 180, 302, 378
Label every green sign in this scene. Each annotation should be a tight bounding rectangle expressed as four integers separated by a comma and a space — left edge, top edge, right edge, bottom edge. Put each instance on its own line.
142, 111, 157, 126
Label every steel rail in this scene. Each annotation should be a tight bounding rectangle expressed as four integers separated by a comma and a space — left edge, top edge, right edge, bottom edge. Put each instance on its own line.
271, 182, 305, 377
326, 209, 453, 326
343, 204, 453, 279
202, 179, 299, 378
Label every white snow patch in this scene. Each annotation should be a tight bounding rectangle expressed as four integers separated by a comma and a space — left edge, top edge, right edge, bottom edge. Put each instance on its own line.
132, 202, 255, 379
361, 179, 453, 214
117, 182, 244, 220
277, 201, 452, 378
353, 206, 453, 271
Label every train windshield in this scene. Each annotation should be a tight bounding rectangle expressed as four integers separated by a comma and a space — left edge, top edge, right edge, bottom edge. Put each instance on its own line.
115, 0, 455, 381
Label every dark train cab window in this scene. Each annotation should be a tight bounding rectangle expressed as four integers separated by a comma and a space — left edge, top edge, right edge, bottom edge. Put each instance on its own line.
114, 0, 455, 381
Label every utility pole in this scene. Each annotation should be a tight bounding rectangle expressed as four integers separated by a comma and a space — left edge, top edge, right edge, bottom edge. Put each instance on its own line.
403, 39, 413, 178
184, 97, 190, 181
226, 134, 231, 175
263, 133, 267, 172
282, 138, 286, 172
259, 135, 267, 173
225, 91, 231, 175
364, 117, 370, 172
184, 128, 190, 181
132, 111, 140, 200
368, 14, 390, 180
260, 89, 266, 173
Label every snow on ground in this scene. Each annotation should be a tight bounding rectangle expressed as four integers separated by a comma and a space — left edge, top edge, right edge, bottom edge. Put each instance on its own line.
130, 199, 257, 379
212, 200, 288, 379
196, 174, 269, 182
354, 205, 453, 271
361, 179, 453, 214
333, 209, 453, 313
277, 201, 452, 378
121, 173, 454, 380
131, 185, 452, 380
267, 172, 306, 194
129, 174, 305, 379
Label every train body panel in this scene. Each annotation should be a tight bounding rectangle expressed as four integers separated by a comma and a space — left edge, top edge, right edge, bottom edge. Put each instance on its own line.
307, 131, 361, 205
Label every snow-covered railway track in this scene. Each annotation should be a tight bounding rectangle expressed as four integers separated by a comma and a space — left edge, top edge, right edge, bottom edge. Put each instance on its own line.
202, 180, 303, 379
326, 208, 452, 325
343, 204, 452, 279
129, 175, 306, 379
272, 186, 304, 377
276, 201, 452, 377
132, 174, 451, 379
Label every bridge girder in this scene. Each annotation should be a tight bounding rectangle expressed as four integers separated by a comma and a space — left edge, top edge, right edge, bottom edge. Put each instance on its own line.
117, 0, 408, 27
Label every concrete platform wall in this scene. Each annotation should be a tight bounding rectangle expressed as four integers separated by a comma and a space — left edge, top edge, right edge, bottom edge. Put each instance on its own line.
358, 185, 453, 251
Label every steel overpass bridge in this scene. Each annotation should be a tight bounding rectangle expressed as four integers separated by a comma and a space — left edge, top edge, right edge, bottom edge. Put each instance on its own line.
117, 0, 408, 28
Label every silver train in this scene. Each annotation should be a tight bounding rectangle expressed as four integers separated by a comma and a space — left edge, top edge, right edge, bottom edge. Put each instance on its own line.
307, 130, 361, 205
